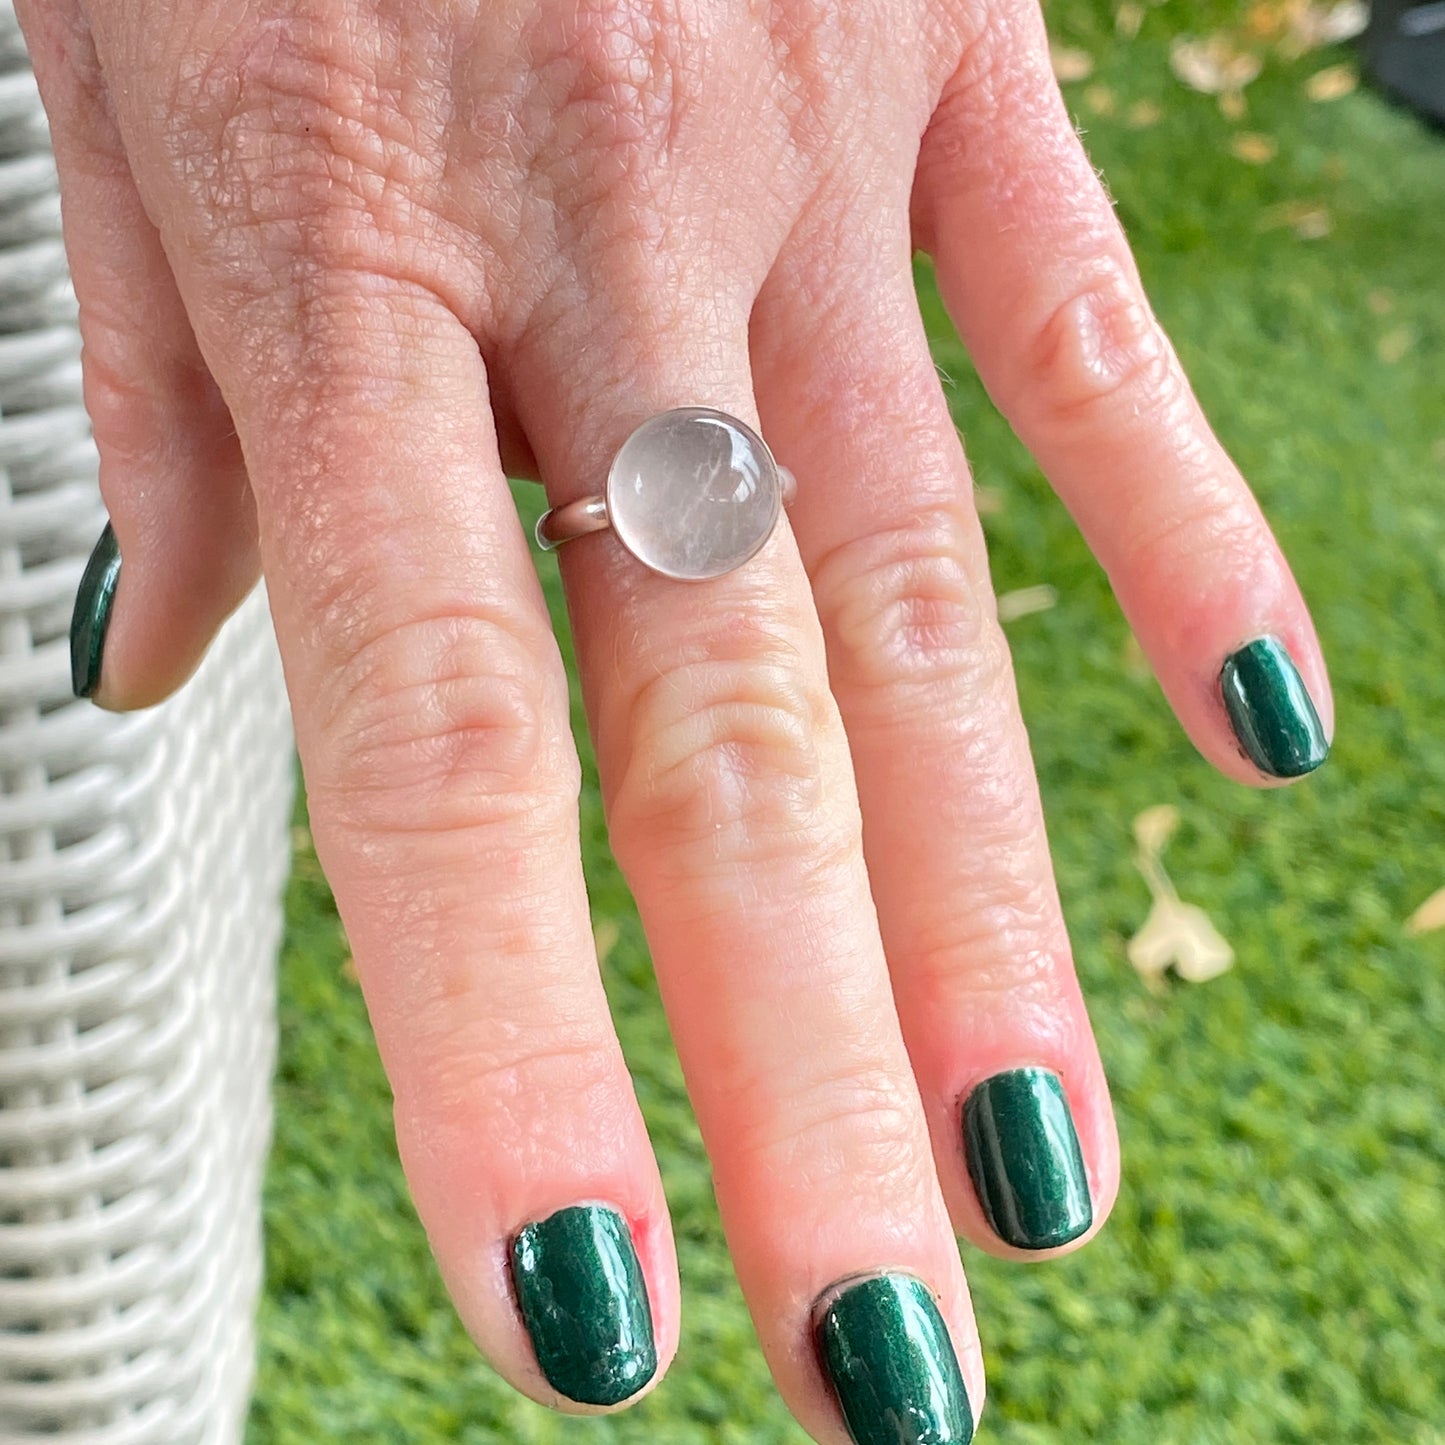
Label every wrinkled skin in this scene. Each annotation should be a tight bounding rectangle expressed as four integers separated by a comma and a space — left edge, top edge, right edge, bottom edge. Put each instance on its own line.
18, 0, 1330, 1435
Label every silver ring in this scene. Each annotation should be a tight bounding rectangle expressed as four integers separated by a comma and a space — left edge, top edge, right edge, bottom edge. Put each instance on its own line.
536, 406, 796, 581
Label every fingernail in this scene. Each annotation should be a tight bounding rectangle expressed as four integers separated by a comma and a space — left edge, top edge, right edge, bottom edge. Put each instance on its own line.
814, 1272, 974, 1445
1220, 636, 1329, 778
70, 523, 120, 699
963, 1067, 1092, 1251
510, 1204, 656, 1407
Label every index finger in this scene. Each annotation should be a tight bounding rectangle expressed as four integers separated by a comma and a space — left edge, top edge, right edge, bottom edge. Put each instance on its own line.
77, 10, 680, 1409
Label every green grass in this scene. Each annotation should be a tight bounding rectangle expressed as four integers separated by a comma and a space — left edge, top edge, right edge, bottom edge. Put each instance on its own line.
246, 4, 1445, 1441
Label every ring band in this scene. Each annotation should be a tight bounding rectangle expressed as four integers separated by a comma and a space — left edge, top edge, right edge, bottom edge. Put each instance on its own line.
536, 407, 795, 581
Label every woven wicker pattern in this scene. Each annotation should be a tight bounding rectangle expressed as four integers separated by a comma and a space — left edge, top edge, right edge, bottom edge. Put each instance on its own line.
0, 6, 295, 1441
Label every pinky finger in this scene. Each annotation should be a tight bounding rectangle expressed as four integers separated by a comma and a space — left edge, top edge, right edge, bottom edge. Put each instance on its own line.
914, 12, 1332, 784
18, 0, 258, 707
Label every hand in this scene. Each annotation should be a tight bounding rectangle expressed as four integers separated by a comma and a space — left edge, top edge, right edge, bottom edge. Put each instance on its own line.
22, 0, 1332, 1437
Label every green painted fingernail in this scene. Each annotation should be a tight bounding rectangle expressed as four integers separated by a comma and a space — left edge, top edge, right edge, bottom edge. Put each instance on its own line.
815, 1273, 974, 1445
963, 1067, 1092, 1252
69, 523, 120, 699
1220, 636, 1329, 778
510, 1204, 656, 1407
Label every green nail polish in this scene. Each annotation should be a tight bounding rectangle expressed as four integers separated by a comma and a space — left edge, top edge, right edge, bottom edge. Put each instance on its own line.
815, 1273, 974, 1445
69, 523, 120, 699
510, 1204, 656, 1407
1220, 636, 1329, 778
963, 1067, 1092, 1252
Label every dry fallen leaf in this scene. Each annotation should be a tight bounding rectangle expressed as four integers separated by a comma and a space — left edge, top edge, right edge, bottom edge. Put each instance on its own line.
1129, 898, 1236, 982
1260, 199, 1333, 239
1170, 35, 1264, 94
1085, 83, 1117, 115
1051, 44, 1095, 82
593, 918, 621, 964
1219, 90, 1249, 119
1307, 62, 1358, 100
1406, 888, 1445, 936
1115, 1, 1145, 37
1128, 805, 1234, 984
1127, 98, 1163, 127
1120, 630, 1150, 679
1231, 131, 1278, 163
1133, 804, 1181, 858
998, 585, 1058, 622
1284, 0, 1368, 56
1246, 0, 1289, 40
1378, 327, 1415, 364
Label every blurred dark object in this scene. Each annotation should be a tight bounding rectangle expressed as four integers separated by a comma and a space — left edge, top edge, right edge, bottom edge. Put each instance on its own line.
1363, 0, 1445, 125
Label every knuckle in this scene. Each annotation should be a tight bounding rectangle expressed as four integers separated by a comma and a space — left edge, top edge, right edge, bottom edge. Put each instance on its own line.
911, 897, 1068, 1006
313, 605, 577, 838
528, 0, 699, 186
80, 319, 224, 466
736, 1061, 930, 1201
395, 1011, 619, 1127
1022, 261, 1179, 423
607, 634, 838, 871
1122, 493, 1267, 609
165, 16, 447, 286
811, 507, 1001, 701
919, 8, 1046, 187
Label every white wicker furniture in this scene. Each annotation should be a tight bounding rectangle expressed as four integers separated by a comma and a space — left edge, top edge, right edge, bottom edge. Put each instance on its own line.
0, 5, 295, 1441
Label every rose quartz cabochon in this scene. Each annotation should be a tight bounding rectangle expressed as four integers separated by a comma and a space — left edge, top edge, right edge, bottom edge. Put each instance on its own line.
606, 408, 782, 579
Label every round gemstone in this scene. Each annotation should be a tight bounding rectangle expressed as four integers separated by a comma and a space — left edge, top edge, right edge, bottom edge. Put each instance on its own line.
605, 408, 782, 580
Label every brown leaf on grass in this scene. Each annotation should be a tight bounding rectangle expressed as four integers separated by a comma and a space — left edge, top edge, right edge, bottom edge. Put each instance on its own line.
593, 918, 621, 964
1128, 805, 1234, 985
1284, 0, 1368, 56
1129, 898, 1235, 983
1171, 35, 1264, 93
1219, 90, 1249, 119
1115, 1, 1145, 37
1127, 99, 1164, 127
1231, 131, 1278, 163
1120, 631, 1150, 679
1259, 199, 1333, 239
1085, 83, 1117, 115
1133, 804, 1181, 858
1246, 0, 1289, 40
998, 585, 1058, 622
1406, 888, 1445, 935
1051, 44, 1095, 82
1307, 62, 1358, 100
1377, 327, 1415, 364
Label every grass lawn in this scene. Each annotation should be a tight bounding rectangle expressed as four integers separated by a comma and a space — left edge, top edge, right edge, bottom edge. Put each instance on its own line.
245, 1, 1445, 1440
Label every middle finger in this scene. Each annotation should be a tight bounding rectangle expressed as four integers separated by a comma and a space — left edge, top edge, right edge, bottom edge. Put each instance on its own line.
509, 271, 983, 1443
